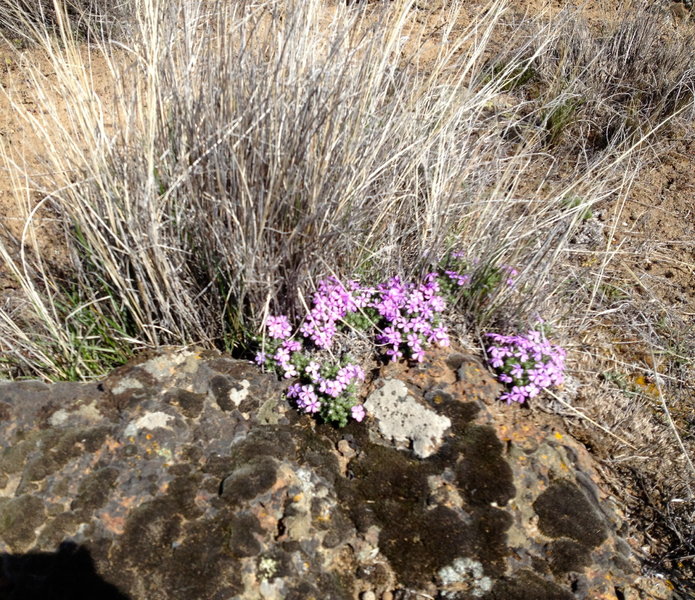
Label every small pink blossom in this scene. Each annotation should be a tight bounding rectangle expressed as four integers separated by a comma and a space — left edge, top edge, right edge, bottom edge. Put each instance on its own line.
266, 315, 292, 340
351, 404, 366, 422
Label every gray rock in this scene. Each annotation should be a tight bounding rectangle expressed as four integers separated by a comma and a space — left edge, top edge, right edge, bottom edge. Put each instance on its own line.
0, 347, 670, 600
364, 378, 451, 458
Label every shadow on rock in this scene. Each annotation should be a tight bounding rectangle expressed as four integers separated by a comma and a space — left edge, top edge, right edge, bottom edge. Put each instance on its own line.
0, 541, 130, 600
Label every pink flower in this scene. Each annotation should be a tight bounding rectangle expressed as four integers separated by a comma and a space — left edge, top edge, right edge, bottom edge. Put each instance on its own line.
282, 340, 302, 353
351, 404, 366, 422
304, 397, 321, 414
267, 315, 292, 340
273, 347, 290, 364
411, 347, 426, 362
305, 361, 321, 381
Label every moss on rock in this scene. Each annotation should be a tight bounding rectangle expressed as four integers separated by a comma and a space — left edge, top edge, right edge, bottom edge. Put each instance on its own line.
0, 494, 46, 551
533, 479, 608, 548
455, 425, 516, 507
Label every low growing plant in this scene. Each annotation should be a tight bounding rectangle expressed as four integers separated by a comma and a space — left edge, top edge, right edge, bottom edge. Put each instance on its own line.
255, 273, 456, 426
484, 329, 566, 404
255, 260, 534, 426
438, 251, 518, 305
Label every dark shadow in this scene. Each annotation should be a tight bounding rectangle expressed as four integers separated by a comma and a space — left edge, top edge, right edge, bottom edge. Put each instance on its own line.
0, 541, 130, 600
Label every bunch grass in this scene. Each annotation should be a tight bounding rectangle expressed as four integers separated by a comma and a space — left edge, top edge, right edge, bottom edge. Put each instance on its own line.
0, 0, 690, 379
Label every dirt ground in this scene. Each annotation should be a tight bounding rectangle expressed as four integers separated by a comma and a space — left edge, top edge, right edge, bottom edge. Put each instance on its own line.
0, 0, 693, 594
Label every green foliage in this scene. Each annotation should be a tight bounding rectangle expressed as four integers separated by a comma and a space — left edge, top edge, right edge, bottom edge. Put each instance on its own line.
542, 98, 583, 145
437, 252, 516, 311
489, 61, 537, 92
561, 196, 593, 221
53, 290, 134, 380
343, 308, 379, 332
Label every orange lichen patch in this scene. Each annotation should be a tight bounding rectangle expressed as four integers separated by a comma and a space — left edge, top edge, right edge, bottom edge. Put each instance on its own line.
99, 512, 126, 535
631, 373, 660, 399
194, 490, 213, 507
103, 437, 123, 452
495, 422, 545, 451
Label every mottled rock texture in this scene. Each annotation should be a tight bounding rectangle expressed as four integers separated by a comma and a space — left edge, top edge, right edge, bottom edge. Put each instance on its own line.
0, 348, 674, 599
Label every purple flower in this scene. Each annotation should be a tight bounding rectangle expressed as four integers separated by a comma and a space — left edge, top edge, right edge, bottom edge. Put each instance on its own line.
304, 397, 321, 414
513, 349, 530, 363
501, 385, 527, 404
406, 333, 422, 349
428, 326, 450, 347
409, 316, 428, 333
429, 295, 446, 313
254, 351, 267, 366
318, 378, 344, 398
287, 383, 302, 399
341, 364, 365, 381
282, 364, 298, 379
528, 368, 551, 388
445, 270, 470, 287
486, 329, 566, 404
406, 290, 425, 314
524, 383, 540, 398
267, 315, 292, 340
282, 340, 302, 353
510, 363, 524, 380
411, 347, 426, 362
305, 361, 321, 381
386, 346, 403, 362
298, 384, 318, 408
336, 368, 353, 387
273, 347, 290, 365
422, 272, 440, 294
502, 265, 518, 287
379, 327, 402, 347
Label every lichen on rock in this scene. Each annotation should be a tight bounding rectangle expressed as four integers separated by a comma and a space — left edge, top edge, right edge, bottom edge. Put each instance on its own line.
0, 347, 663, 599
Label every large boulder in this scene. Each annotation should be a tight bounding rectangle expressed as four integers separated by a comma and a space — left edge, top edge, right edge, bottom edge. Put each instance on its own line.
0, 348, 674, 599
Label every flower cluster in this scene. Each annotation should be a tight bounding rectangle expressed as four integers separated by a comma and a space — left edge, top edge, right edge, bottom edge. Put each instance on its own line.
485, 330, 566, 404
299, 278, 370, 349
254, 259, 541, 424
287, 362, 366, 422
255, 323, 366, 427
371, 274, 449, 362
255, 273, 456, 426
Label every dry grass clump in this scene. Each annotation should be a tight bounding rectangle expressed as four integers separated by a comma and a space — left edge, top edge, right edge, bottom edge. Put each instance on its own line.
0, 0, 134, 42
0, 0, 629, 379
0, 0, 689, 377
556, 295, 695, 588
491, 1, 695, 150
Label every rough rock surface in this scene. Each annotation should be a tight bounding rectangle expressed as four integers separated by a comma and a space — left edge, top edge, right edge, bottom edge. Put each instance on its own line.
0, 347, 676, 599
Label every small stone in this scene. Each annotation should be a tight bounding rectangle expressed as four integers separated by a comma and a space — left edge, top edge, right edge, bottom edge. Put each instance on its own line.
337, 439, 356, 460
361, 592, 376, 600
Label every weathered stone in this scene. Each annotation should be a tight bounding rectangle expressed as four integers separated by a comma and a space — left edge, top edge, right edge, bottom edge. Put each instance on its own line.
0, 347, 670, 599
364, 378, 451, 458
547, 538, 592, 575
0, 495, 47, 551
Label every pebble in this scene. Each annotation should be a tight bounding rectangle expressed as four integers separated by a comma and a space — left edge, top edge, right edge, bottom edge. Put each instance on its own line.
337, 439, 356, 459
360, 592, 376, 600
